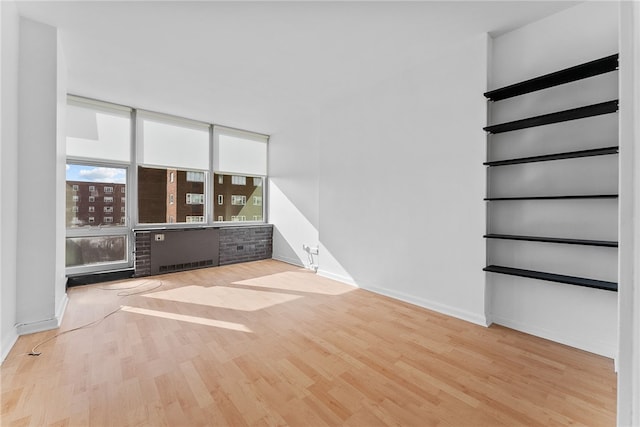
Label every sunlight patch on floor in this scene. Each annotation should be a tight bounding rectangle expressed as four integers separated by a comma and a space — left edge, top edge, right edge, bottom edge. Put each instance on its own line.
232, 271, 353, 296
120, 305, 252, 332
142, 285, 302, 311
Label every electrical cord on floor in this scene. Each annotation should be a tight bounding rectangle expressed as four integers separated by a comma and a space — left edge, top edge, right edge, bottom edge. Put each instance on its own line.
98, 280, 163, 296
27, 280, 163, 357
28, 306, 122, 356
115, 282, 163, 296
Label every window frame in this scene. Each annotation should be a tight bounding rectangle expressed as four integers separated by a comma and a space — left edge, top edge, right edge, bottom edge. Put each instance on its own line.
212, 172, 266, 225
211, 125, 268, 225
66, 95, 269, 258
66, 93, 134, 275
134, 110, 212, 229
135, 164, 209, 227
65, 158, 132, 275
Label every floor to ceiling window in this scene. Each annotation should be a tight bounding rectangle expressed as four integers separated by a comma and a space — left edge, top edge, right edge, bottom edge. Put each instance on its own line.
65, 97, 132, 273
65, 95, 269, 274
136, 112, 211, 225
213, 126, 267, 222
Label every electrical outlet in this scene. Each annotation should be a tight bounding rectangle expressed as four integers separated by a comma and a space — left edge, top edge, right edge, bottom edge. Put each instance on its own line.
303, 244, 319, 255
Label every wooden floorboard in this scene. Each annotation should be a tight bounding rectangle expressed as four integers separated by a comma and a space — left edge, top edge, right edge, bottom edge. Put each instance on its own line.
1, 259, 616, 426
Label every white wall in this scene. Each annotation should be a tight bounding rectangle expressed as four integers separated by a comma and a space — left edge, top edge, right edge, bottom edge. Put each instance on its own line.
488, 2, 619, 357
55, 37, 68, 318
15, 17, 67, 335
269, 112, 320, 268
271, 34, 489, 325
618, 2, 640, 425
0, 0, 20, 362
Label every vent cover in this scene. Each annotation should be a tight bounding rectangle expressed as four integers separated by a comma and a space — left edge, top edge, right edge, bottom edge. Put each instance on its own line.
159, 259, 214, 273
150, 228, 219, 275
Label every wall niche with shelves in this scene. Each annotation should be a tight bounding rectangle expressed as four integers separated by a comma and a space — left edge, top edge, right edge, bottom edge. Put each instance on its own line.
484, 54, 619, 292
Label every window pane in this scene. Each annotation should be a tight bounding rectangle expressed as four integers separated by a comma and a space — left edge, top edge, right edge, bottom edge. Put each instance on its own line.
214, 174, 263, 222
139, 116, 209, 170
66, 235, 127, 267
186, 171, 205, 182
66, 102, 131, 162
213, 127, 267, 176
66, 164, 127, 228
231, 175, 246, 185
138, 166, 206, 224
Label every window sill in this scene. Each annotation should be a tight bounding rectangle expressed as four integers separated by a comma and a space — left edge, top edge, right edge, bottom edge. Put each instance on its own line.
132, 222, 270, 232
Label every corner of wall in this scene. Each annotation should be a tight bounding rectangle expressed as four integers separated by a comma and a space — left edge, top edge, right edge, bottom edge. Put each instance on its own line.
618, 1, 640, 425
55, 28, 68, 316
16, 15, 64, 328
0, 0, 20, 365
316, 268, 358, 288
483, 31, 493, 328
272, 254, 305, 268
1, 326, 19, 363
14, 291, 67, 338
16, 292, 67, 336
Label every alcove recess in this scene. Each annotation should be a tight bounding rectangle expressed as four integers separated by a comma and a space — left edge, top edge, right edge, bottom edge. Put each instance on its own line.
483, 54, 619, 292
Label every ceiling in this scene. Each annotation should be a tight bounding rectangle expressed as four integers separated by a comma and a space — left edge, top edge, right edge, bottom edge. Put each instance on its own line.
16, 1, 579, 135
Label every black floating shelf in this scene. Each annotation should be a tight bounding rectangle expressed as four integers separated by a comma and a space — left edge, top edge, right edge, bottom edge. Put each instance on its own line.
484, 54, 618, 101
483, 265, 617, 292
484, 100, 618, 134
484, 234, 618, 248
484, 146, 618, 167
485, 194, 618, 201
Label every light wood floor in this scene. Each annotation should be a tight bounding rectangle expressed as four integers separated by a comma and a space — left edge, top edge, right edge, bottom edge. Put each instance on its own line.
1, 260, 616, 426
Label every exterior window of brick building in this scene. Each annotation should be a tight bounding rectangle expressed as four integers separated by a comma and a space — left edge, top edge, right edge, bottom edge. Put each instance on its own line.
65, 181, 126, 228
138, 167, 206, 224
214, 174, 263, 222
65, 163, 128, 268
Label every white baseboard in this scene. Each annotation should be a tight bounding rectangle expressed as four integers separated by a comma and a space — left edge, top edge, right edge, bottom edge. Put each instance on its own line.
316, 269, 358, 287
1, 327, 19, 363
272, 254, 304, 268
491, 314, 616, 359
17, 317, 60, 335
16, 293, 69, 336
55, 293, 69, 326
1, 294, 69, 363
364, 284, 490, 327
315, 271, 488, 326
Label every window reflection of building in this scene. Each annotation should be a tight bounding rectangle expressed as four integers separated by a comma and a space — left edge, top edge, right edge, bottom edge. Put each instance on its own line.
214, 174, 263, 222
65, 181, 126, 227
138, 167, 206, 224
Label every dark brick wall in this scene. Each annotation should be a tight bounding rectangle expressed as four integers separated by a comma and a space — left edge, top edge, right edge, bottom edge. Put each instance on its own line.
134, 231, 152, 277
219, 225, 273, 265
134, 225, 273, 276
